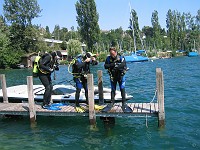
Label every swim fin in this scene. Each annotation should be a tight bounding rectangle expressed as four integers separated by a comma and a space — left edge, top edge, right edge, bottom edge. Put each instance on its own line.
121, 104, 132, 113
47, 106, 61, 111
94, 104, 105, 110
79, 104, 104, 111
75, 106, 85, 113
101, 104, 113, 113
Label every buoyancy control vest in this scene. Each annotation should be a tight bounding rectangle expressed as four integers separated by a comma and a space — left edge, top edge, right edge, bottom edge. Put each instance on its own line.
72, 57, 81, 76
32, 55, 41, 77
107, 55, 127, 78
72, 57, 90, 78
32, 53, 53, 77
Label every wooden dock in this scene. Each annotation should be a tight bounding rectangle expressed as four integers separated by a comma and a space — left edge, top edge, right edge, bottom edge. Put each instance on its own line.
0, 68, 165, 127
0, 102, 158, 117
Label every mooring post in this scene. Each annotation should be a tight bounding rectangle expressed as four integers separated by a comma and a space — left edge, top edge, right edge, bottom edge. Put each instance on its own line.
27, 76, 36, 123
156, 68, 165, 128
97, 70, 104, 105
0, 74, 8, 103
87, 74, 96, 125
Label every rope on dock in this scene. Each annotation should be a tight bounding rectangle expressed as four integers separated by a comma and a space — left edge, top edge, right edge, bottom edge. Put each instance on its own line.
150, 89, 157, 103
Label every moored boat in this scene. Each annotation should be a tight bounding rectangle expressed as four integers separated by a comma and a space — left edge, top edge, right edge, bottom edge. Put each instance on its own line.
188, 40, 199, 57
125, 51, 149, 62
188, 51, 198, 57
0, 84, 133, 103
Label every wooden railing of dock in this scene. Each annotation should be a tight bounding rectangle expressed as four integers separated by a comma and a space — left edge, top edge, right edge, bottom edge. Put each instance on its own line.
0, 69, 165, 127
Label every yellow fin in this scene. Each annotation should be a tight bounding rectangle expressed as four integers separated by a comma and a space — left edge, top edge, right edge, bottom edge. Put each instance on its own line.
75, 107, 85, 113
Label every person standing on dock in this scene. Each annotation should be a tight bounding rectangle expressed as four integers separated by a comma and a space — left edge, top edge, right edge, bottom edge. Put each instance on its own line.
71, 52, 104, 113
102, 47, 132, 113
37, 51, 62, 109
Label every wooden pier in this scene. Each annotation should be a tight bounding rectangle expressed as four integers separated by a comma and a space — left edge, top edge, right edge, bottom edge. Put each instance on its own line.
0, 68, 165, 127
0, 102, 158, 117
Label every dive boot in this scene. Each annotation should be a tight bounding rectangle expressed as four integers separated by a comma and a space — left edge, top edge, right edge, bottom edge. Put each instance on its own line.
121, 104, 132, 113
101, 104, 113, 112
42, 104, 51, 109
75, 89, 85, 112
101, 91, 115, 112
121, 88, 132, 113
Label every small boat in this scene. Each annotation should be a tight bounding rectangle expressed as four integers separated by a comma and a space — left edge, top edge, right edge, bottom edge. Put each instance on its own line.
188, 51, 198, 57
188, 40, 199, 57
0, 84, 133, 103
125, 50, 149, 62
124, 6, 149, 63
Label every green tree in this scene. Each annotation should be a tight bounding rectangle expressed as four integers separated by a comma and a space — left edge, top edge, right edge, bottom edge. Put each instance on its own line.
60, 41, 67, 50
151, 10, 161, 50
99, 31, 110, 52
75, 0, 100, 52
177, 12, 186, 50
0, 30, 20, 68
66, 26, 78, 40
129, 9, 142, 51
59, 27, 68, 41
44, 26, 51, 38
108, 27, 123, 50
196, 10, 200, 30
0, 15, 8, 33
142, 26, 154, 50
52, 25, 60, 40
196, 10, 200, 50
3, 0, 41, 54
166, 9, 180, 53
67, 39, 82, 57
166, 9, 173, 50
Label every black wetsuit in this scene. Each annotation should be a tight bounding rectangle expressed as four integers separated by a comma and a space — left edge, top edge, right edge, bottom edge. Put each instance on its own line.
38, 53, 54, 106
72, 56, 90, 106
72, 55, 98, 106
104, 54, 127, 105
102, 53, 133, 113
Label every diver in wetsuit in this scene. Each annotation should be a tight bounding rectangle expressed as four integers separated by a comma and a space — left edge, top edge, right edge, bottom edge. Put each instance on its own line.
38, 51, 62, 109
72, 52, 104, 112
102, 47, 132, 113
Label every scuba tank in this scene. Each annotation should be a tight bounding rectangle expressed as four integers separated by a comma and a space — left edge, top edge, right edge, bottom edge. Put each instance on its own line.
32, 55, 41, 77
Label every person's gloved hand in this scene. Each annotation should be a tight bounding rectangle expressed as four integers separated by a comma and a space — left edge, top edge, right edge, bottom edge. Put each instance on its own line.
91, 60, 98, 65
49, 68, 54, 73
85, 57, 91, 63
54, 65, 59, 71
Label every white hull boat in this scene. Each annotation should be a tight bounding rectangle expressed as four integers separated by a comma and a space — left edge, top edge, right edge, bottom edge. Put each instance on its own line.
0, 84, 133, 103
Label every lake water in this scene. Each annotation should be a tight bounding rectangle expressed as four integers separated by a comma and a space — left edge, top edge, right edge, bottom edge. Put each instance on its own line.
0, 56, 200, 149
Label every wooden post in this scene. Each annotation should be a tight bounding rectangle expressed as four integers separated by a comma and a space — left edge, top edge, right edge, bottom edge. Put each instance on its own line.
87, 74, 96, 125
27, 76, 36, 123
0, 74, 8, 103
50, 95, 53, 103
156, 68, 165, 128
97, 70, 104, 104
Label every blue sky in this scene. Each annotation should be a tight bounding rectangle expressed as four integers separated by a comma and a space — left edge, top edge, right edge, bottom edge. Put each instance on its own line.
0, 0, 199, 32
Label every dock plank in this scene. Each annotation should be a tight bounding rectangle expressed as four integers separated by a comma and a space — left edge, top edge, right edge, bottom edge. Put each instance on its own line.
142, 103, 148, 113
132, 103, 138, 113
0, 102, 158, 117
138, 103, 143, 113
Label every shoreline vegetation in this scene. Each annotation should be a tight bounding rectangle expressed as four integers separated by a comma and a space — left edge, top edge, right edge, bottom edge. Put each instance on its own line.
0, 0, 199, 69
